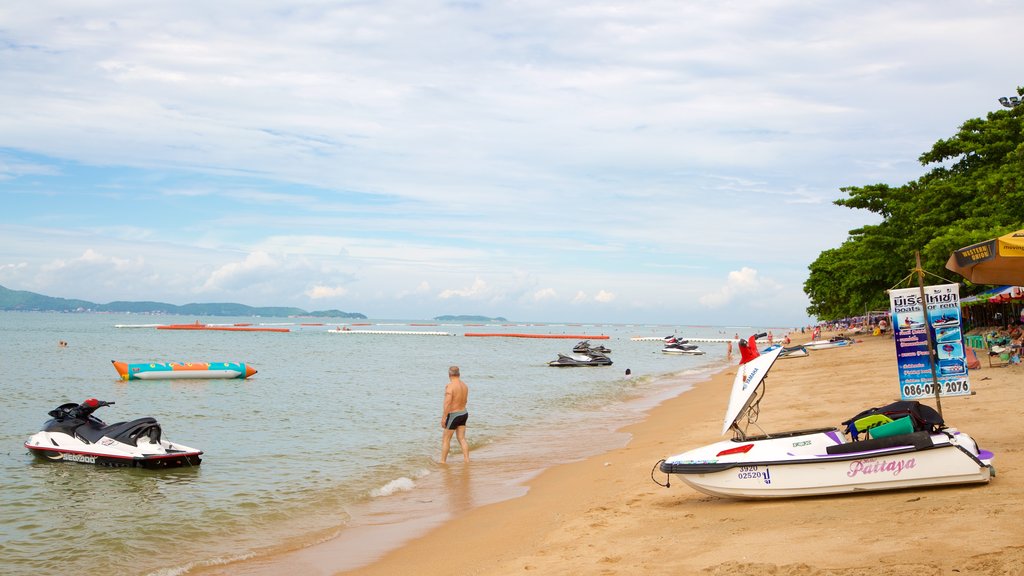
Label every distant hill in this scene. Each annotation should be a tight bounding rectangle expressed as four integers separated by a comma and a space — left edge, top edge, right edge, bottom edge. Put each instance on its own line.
0, 284, 367, 318
434, 315, 508, 322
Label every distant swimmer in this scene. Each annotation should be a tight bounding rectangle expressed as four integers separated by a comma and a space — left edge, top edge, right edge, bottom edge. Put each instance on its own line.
441, 365, 470, 463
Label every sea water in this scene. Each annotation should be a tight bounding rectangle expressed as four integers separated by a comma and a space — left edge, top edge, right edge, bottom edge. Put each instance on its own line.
0, 312, 775, 575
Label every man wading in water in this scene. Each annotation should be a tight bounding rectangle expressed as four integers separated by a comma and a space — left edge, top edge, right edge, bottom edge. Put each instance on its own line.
441, 365, 470, 463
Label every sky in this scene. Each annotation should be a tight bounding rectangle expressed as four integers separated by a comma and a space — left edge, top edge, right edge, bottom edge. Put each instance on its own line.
0, 1, 1020, 326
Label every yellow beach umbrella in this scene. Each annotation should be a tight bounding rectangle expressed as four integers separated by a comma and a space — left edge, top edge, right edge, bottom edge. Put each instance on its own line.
946, 229, 1024, 285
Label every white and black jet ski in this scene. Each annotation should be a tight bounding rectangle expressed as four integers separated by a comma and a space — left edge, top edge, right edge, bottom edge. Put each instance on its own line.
573, 340, 611, 354
25, 398, 202, 468
547, 352, 613, 367
661, 339, 705, 355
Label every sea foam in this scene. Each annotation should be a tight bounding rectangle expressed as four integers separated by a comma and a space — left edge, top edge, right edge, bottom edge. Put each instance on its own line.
370, 476, 417, 497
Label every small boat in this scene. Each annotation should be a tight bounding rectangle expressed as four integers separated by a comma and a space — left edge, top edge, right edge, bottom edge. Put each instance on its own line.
547, 353, 613, 367
572, 340, 611, 354
112, 361, 257, 381
25, 398, 202, 468
654, 347, 994, 499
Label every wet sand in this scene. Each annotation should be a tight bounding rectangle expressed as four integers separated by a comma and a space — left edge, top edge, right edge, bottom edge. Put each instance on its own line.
335, 332, 1024, 576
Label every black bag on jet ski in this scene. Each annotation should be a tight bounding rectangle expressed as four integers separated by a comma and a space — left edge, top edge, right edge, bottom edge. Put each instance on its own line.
842, 400, 945, 440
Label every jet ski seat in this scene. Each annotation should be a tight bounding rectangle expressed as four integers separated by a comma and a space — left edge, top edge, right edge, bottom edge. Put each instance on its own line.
77, 418, 161, 446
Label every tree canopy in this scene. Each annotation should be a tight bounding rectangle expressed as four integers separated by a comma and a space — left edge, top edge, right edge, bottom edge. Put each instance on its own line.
804, 89, 1024, 320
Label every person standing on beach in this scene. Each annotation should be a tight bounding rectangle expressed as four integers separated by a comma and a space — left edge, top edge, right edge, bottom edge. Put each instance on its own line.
441, 365, 470, 463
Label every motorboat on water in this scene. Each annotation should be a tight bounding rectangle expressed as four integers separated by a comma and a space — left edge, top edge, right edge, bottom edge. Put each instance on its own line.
654, 346, 993, 499
573, 340, 611, 354
547, 352, 613, 367
25, 399, 202, 468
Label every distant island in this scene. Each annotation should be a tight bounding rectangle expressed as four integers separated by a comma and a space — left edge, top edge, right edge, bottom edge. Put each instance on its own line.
434, 315, 508, 322
0, 284, 367, 319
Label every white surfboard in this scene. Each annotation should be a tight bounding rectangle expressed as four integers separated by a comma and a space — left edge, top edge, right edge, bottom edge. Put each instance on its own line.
722, 346, 784, 436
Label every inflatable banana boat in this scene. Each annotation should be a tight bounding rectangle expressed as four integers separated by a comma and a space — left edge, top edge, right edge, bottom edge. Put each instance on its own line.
112, 361, 257, 381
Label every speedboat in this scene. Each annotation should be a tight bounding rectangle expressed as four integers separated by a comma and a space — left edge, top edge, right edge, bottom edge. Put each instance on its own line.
573, 340, 611, 354
654, 346, 993, 498
661, 340, 705, 355
25, 399, 202, 468
547, 352, 613, 367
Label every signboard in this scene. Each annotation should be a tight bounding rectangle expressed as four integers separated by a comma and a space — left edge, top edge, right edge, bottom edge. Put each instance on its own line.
889, 283, 970, 400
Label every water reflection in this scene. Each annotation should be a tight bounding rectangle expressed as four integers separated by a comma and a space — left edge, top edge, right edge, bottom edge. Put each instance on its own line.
442, 464, 476, 515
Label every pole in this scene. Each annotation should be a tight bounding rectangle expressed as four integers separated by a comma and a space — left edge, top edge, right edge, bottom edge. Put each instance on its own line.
914, 251, 943, 417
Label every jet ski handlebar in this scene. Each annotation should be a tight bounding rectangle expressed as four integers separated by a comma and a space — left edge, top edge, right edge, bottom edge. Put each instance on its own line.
48, 399, 116, 420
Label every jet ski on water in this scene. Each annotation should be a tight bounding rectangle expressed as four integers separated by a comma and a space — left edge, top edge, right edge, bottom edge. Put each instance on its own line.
661, 338, 705, 355
548, 352, 613, 367
25, 399, 202, 468
573, 340, 611, 354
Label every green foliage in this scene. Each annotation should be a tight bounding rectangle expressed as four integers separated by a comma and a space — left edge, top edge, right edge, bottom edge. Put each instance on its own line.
805, 89, 1024, 321
0, 284, 95, 311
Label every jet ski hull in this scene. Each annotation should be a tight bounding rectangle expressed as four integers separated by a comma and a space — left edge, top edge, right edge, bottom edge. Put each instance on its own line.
547, 359, 613, 366
547, 353, 612, 366
25, 442, 202, 468
661, 347, 705, 355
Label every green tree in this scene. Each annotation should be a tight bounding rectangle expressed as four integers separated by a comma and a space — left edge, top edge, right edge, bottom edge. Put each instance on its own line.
804, 88, 1024, 320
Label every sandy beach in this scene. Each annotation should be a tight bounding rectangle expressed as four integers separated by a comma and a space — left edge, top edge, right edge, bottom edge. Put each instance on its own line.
334, 332, 1023, 576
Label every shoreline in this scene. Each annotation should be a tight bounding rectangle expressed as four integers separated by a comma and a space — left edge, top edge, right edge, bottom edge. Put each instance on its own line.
195, 332, 1024, 575
333, 332, 1023, 576
187, 341, 733, 576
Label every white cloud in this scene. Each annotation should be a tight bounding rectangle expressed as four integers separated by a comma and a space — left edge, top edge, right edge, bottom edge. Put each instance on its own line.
594, 290, 616, 303
199, 251, 277, 292
305, 284, 348, 299
533, 288, 557, 301
39, 249, 139, 276
396, 281, 432, 299
699, 267, 782, 308
438, 277, 491, 300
